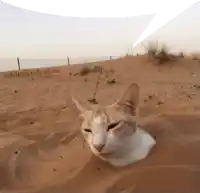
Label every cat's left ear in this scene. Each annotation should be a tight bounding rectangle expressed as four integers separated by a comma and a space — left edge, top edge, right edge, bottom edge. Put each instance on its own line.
109, 83, 139, 116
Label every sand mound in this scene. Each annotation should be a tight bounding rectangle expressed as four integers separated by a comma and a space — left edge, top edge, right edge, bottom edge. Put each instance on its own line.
0, 56, 200, 193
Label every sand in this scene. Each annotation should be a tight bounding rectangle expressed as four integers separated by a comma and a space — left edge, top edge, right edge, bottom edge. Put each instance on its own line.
0, 55, 200, 193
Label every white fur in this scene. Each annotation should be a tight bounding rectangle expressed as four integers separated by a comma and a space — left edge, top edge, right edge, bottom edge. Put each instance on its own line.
86, 121, 156, 167
105, 127, 156, 166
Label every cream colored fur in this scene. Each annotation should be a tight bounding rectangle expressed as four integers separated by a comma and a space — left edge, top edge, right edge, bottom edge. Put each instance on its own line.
72, 83, 156, 167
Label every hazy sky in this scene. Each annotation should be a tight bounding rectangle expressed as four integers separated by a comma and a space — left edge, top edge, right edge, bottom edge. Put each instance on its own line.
0, 2, 200, 58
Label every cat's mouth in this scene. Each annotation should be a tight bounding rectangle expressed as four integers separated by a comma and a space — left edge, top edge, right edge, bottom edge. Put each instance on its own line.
91, 145, 115, 156
99, 151, 115, 156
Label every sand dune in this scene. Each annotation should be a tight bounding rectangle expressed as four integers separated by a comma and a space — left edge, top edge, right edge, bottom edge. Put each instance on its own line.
0, 55, 200, 193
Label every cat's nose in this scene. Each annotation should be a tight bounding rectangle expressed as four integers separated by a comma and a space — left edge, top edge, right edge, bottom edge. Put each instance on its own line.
93, 144, 105, 152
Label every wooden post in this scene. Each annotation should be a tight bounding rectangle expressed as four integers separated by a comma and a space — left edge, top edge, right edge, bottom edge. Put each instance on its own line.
17, 57, 20, 70
67, 56, 70, 66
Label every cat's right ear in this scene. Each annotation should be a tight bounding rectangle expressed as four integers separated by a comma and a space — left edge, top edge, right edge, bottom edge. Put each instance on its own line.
72, 96, 87, 113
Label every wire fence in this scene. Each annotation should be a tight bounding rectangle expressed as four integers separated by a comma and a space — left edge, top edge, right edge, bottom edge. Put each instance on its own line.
0, 55, 121, 72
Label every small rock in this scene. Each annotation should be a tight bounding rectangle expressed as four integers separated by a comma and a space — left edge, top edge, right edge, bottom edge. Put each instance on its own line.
88, 98, 98, 104
191, 73, 196, 77
148, 95, 153, 100
62, 106, 67, 109
193, 84, 200, 89
53, 168, 57, 172
157, 101, 164, 106
107, 79, 116, 84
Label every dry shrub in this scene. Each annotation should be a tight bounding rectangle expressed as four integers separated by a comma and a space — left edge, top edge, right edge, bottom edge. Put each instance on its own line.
79, 66, 91, 76
192, 56, 199, 61
144, 41, 159, 58
79, 64, 102, 76
143, 41, 176, 64
155, 45, 171, 64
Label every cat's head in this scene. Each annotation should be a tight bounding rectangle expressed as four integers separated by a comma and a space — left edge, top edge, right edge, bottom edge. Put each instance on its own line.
72, 83, 139, 157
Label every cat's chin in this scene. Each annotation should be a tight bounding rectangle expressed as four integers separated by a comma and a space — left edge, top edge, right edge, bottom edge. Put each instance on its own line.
90, 147, 116, 160
90, 147, 114, 157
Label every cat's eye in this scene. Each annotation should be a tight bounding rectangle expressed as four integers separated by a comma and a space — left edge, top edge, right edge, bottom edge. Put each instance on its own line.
107, 121, 120, 131
84, 128, 92, 133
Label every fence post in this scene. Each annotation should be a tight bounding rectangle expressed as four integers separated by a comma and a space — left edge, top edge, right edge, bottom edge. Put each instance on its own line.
110, 56, 112, 60
67, 56, 70, 66
17, 57, 20, 70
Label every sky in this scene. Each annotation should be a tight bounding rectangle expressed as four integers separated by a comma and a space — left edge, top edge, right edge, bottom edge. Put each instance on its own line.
23, 0, 184, 17
0, 2, 200, 59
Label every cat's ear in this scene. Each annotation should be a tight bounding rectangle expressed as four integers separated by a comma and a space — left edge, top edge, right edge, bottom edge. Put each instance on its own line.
72, 96, 90, 115
110, 83, 139, 116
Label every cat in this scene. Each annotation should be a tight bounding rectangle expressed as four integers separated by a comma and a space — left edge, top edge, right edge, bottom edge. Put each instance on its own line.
72, 83, 156, 167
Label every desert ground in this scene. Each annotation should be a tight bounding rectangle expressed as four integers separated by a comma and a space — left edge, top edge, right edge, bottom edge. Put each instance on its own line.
0, 55, 200, 193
